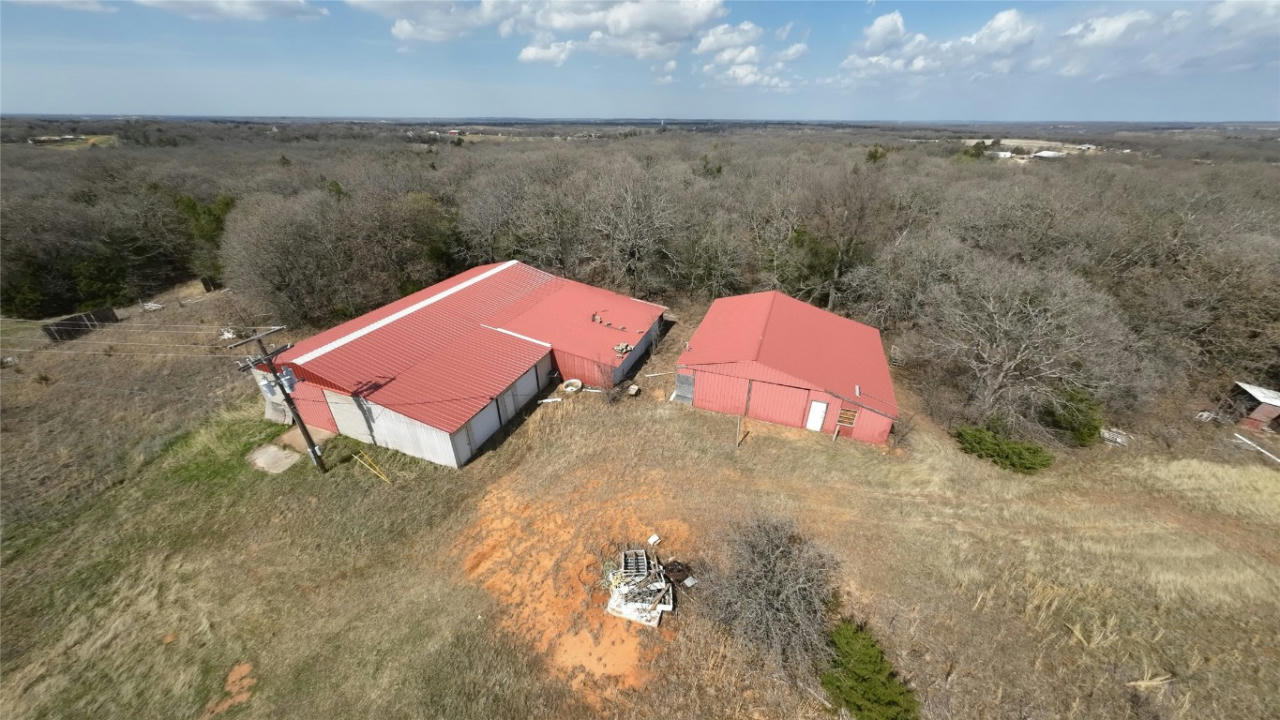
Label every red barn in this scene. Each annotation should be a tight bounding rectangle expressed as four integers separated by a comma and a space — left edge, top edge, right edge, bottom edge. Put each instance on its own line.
254, 261, 664, 467
674, 291, 898, 444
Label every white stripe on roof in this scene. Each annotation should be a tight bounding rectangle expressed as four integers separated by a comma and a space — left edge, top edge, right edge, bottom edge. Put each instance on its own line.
481, 324, 551, 348
294, 260, 519, 366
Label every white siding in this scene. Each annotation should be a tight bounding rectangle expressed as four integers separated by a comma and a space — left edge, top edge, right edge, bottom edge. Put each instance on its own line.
513, 366, 540, 407
321, 350, 552, 468
456, 400, 501, 465
535, 354, 553, 389
450, 427, 472, 465
325, 391, 372, 443
323, 390, 459, 467
497, 385, 518, 423
613, 317, 662, 385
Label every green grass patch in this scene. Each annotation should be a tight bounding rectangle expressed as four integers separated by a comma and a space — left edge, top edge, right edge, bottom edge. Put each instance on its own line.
821, 621, 920, 720
953, 424, 1054, 474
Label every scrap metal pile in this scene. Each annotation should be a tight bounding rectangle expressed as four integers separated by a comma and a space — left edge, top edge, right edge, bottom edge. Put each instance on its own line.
605, 548, 689, 627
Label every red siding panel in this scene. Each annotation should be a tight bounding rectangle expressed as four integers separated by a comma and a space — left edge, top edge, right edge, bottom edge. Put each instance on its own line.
838, 402, 893, 444
692, 370, 750, 415
553, 351, 613, 388
747, 382, 809, 427
292, 378, 338, 433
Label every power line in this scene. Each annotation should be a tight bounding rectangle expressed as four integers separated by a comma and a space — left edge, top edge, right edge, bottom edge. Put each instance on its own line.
3, 348, 243, 358
0, 318, 276, 328
0, 339, 226, 349
0, 379, 237, 399
230, 326, 326, 472
0, 327, 249, 335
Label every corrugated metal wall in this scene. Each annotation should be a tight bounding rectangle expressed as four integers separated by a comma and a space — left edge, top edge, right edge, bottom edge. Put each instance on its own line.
292, 378, 338, 433
323, 390, 460, 466
686, 366, 895, 444
840, 405, 893, 444
612, 319, 662, 385
691, 369, 749, 415
553, 351, 615, 388
747, 381, 809, 427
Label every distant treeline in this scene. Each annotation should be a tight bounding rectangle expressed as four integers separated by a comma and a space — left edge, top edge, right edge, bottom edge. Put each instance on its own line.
2, 119, 1277, 442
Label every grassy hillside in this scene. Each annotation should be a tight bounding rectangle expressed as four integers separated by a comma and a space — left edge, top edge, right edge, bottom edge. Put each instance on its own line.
2, 312, 1277, 719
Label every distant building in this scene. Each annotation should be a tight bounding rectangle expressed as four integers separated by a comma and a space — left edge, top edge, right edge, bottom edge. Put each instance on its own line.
1231, 382, 1280, 432
985, 151, 1013, 159
1033, 150, 1067, 160
27, 135, 84, 145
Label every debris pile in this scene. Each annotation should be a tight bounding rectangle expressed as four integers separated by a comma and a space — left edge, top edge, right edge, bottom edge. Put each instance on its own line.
605, 548, 684, 627
1100, 428, 1132, 446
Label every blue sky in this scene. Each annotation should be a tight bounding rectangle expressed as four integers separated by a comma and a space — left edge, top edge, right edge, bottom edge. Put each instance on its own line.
2, 0, 1277, 120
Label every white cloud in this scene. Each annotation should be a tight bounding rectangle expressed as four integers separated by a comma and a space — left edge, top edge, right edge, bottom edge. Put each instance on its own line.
1063, 10, 1153, 47
863, 11, 906, 52
518, 39, 574, 66
663, 59, 677, 73
716, 62, 790, 89
136, 0, 327, 20
713, 44, 758, 65
775, 21, 793, 41
1164, 9, 1192, 34
363, 1, 518, 43
654, 74, 674, 85
838, 7, 1036, 83
960, 9, 1037, 54
693, 21, 762, 54
830, 3, 1278, 91
1208, 0, 1280, 27
13, 0, 117, 12
776, 42, 808, 62
358, 0, 726, 64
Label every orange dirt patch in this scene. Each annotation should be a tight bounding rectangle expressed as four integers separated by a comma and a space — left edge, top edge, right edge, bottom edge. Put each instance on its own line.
457, 479, 693, 699
201, 662, 256, 719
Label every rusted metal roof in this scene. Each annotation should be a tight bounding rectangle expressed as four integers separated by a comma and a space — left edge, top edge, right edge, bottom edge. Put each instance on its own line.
678, 291, 898, 418
279, 261, 665, 432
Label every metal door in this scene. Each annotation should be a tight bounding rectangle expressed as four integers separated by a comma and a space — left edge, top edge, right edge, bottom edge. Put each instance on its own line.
805, 401, 827, 431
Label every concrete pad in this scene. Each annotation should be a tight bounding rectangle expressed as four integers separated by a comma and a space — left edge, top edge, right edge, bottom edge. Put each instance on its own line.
275, 425, 337, 453
247, 444, 302, 474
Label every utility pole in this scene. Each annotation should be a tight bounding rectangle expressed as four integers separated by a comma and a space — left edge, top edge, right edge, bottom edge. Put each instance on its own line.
230, 326, 327, 472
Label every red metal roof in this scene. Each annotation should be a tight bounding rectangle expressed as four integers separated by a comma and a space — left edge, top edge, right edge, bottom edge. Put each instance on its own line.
278, 261, 665, 432
678, 291, 898, 418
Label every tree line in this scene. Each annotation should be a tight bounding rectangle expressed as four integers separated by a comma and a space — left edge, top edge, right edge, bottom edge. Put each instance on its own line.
2, 122, 1277, 443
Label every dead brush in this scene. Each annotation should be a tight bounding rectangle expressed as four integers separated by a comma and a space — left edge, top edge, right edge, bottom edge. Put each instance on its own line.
706, 515, 839, 682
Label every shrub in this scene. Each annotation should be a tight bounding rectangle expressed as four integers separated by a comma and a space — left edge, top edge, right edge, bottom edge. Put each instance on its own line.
821, 621, 920, 720
1042, 388, 1104, 447
953, 424, 1054, 474
708, 516, 838, 679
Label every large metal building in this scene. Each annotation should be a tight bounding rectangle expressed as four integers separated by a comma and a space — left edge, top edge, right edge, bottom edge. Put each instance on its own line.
673, 291, 898, 444
256, 261, 665, 467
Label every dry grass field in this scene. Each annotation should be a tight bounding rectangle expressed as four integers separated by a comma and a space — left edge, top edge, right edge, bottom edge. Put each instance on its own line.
2, 302, 1278, 720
